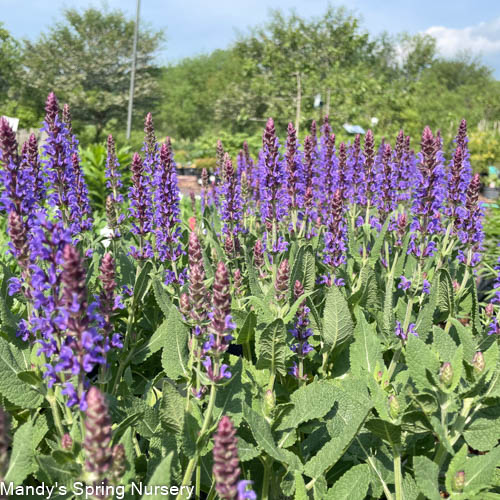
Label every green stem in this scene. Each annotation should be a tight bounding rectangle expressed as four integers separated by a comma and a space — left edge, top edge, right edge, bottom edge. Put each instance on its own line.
178, 383, 217, 496
394, 447, 404, 500
195, 463, 201, 499
47, 392, 64, 437
261, 457, 272, 500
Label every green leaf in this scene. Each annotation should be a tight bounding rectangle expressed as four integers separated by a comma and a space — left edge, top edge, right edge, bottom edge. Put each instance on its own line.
142, 452, 173, 500
415, 272, 439, 341
450, 319, 476, 365
133, 317, 169, 364
464, 407, 500, 452
161, 308, 190, 380
359, 267, 381, 311
152, 277, 172, 316
414, 456, 441, 500
214, 358, 246, 426
350, 308, 383, 377
160, 379, 185, 435
134, 260, 153, 302
322, 286, 354, 351
255, 319, 288, 376
347, 218, 363, 265
368, 215, 391, 267
365, 419, 401, 447
382, 273, 395, 337
462, 447, 500, 496
277, 381, 337, 447
303, 382, 372, 480
327, 463, 371, 500
405, 335, 440, 391
244, 244, 263, 297
0, 337, 43, 408
119, 427, 136, 485
294, 471, 308, 500
238, 437, 260, 462
243, 404, 302, 471
4, 420, 36, 485
432, 326, 458, 362
445, 443, 468, 494
393, 233, 411, 278
236, 311, 256, 344
36, 455, 81, 486
290, 245, 316, 296
437, 268, 454, 319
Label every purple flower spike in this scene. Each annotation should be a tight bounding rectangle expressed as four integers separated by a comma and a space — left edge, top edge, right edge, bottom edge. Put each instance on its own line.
212, 416, 242, 500
128, 152, 153, 260
153, 139, 183, 266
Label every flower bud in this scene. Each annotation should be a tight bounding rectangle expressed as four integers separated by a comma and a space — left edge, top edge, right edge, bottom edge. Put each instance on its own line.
453, 470, 465, 492
275, 259, 290, 302
61, 433, 73, 450
83, 387, 113, 479
485, 303, 494, 317
213, 416, 241, 499
472, 351, 485, 375
263, 389, 276, 416
179, 293, 190, 318
388, 395, 400, 419
440, 362, 453, 387
111, 443, 127, 483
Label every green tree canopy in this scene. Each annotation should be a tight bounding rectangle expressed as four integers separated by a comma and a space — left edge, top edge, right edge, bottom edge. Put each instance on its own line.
20, 7, 164, 141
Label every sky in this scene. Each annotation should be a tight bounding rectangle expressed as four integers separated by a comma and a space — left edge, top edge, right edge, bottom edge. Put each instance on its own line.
2, 0, 500, 77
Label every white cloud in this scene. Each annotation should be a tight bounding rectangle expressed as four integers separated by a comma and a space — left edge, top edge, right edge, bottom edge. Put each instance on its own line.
424, 17, 500, 57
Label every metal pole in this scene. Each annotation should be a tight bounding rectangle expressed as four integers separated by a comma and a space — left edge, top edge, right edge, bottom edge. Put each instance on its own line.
126, 0, 141, 140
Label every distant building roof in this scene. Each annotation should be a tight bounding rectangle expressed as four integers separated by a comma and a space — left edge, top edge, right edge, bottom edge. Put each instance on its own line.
343, 123, 365, 134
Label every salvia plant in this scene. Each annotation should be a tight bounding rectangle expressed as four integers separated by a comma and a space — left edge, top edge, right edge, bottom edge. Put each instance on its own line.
0, 94, 498, 500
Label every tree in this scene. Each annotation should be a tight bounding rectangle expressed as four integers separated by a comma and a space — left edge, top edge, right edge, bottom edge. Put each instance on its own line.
20, 7, 164, 142
158, 50, 238, 140
217, 7, 390, 135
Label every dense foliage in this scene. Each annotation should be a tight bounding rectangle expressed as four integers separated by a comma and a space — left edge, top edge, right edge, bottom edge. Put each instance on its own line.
0, 92, 499, 499
1, 6, 499, 170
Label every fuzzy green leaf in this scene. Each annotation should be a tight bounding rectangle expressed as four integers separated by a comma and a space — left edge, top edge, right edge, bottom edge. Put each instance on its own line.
294, 471, 308, 500
142, 452, 173, 500
119, 427, 137, 485
365, 419, 401, 446
214, 358, 246, 426
327, 463, 371, 500
322, 286, 354, 351
243, 404, 302, 471
464, 407, 500, 452
415, 272, 439, 341
382, 273, 395, 337
4, 420, 36, 485
414, 456, 441, 500
152, 277, 172, 316
303, 383, 372, 480
161, 308, 190, 380
160, 379, 185, 435
350, 308, 383, 377
255, 319, 288, 376
134, 317, 169, 364
236, 311, 256, 344
368, 216, 391, 267
277, 381, 337, 447
0, 337, 43, 408
406, 335, 440, 391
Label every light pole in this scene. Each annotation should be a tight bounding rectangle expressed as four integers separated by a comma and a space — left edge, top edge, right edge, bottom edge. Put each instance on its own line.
126, 0, 141, 140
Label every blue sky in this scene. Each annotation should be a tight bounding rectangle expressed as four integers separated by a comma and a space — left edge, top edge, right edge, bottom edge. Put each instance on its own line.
2, 0, 500, 77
